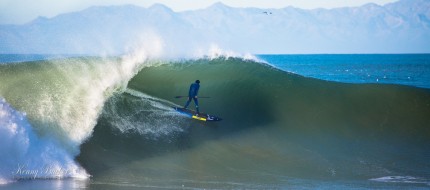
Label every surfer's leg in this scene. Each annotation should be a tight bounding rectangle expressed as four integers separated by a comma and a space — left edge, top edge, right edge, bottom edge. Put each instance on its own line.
193, 97, 199, 113
184, 97, 192, 109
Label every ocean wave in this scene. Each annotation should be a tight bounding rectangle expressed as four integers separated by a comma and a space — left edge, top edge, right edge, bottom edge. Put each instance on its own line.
1, 49, 430, 186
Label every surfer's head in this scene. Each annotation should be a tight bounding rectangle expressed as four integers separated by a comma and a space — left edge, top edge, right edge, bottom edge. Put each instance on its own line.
196, 80, 200, 84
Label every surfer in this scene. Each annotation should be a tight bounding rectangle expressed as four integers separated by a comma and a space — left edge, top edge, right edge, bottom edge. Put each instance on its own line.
184, 80, 200, 114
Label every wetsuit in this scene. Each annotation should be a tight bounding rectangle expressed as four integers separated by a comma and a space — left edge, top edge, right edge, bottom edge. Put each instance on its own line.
184, 82, 200, 113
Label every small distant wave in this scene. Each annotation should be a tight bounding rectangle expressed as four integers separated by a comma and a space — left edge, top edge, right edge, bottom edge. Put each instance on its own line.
0, 54, 83, 64
370, 176, 430, 186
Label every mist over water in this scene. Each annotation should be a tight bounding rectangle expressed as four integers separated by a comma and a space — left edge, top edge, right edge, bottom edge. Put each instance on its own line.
2, 1, 430, 54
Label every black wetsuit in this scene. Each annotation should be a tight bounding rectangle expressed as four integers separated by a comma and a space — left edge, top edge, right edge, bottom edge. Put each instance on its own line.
184, 82, 200, 113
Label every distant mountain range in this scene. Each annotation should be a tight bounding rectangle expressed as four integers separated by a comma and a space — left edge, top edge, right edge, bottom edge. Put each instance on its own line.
0, 0, 429, 54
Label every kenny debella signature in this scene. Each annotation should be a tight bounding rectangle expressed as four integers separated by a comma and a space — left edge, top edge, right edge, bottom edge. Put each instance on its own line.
12, 164, 75, 179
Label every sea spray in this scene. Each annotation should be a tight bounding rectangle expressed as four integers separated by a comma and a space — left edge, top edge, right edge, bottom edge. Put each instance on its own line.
100, 88, 185, 137
196, 44, 262, 62
0, 99, 88, 183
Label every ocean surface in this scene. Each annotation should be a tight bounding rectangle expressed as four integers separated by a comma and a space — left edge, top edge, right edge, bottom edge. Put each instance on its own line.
258, 54, 430, 89
0, 54, 429, 189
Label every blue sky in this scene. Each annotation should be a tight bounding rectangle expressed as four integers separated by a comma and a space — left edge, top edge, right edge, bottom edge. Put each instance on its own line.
0, 0, 397, 24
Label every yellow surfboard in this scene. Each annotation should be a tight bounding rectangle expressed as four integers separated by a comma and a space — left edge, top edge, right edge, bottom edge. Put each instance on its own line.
174, 107, 222, 122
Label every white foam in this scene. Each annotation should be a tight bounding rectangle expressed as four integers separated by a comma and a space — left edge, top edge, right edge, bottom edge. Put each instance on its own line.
202, 44, 263, 62
370, 176, 430, 185
0, 99, 89, 184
